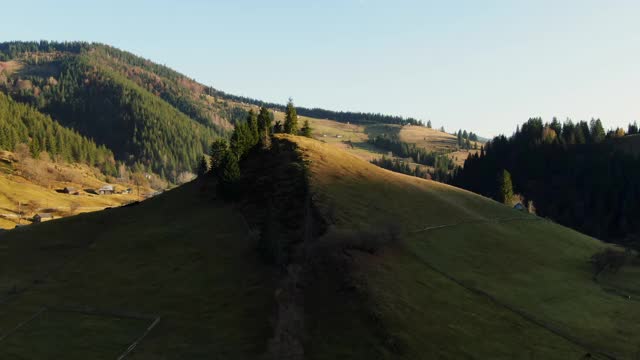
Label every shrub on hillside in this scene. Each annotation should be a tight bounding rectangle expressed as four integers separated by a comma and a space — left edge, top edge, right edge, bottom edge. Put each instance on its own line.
590, 249, 628, 277
312, 224, 402, 256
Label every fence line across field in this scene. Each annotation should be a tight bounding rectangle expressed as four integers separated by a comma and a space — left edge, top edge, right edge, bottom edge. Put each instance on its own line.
0, 305, 160, 360
410, 216, 545, 234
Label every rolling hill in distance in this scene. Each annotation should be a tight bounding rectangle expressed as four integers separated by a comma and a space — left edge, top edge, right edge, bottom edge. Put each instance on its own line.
0, 40, 639, 359
0, 41, 479, 227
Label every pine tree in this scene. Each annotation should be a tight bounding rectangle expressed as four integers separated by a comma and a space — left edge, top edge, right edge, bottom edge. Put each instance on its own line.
197, 155, 210, 176
217, 151, 241, 198
220, 152, 240, 184
230, 122, 249, 157
300, 118, 312, 137
209, 138, 229, 172
247, 109, 258, 143
590, 118, 605, 143
283, 98, 298, 134
257, 107, 272, 149
426, 120, 432, 128
497, 169, 514, 204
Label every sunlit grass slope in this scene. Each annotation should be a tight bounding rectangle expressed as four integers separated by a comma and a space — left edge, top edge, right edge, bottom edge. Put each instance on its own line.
285, 134, 639, 359
0, 156, 146, 229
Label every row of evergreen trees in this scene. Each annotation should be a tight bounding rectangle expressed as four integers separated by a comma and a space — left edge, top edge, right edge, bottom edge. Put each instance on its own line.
198, 102, 312, 193
451, 117, 640, 247
456, 129, 479, 149
0, 92, 116, 174
371, 157, 454, 182
368, 134, 455, 170
370, 156, 451, 182
210, 88, 423, 126
0, 41, 91, 60
371, 157, 430, 179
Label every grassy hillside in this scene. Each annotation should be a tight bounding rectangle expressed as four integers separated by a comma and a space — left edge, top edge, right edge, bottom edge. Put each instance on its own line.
0, 182, 275, 359
287, 135, 639, 359
0, 150, 151, 229
270, 113, 479, 169
2, 135, 636, 358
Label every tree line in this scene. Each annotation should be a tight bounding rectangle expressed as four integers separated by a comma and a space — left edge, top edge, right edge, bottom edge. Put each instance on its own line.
456, 129, 479, 149
1, 53, 216, 182
451, 117, 640, 248
0, 40, 91, 60
209, 88, 423, 126
199, 100, 312, 193
368, 134, 455, 170
0, 92, 116, 174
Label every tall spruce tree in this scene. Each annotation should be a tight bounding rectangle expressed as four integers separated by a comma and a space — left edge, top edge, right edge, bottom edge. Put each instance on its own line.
257, 107, 273, 148
497, 169, 514, 204
283, 98, 298, 134
218, 151, 241, 197
248, 109, 258, 143
197, 155, 210, 176
209, 139, 229, 173
590, 118, 605, 143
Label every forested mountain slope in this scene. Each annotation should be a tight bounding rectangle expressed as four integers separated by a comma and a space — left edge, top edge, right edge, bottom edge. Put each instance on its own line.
0, 92, 115, 174
0, 41, 483, 182
0, 43, 218, 179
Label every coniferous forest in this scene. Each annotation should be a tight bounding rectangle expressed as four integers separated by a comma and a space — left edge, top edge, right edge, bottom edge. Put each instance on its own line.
452, 117, 640, 248
0, 41, 224, 180
0, 92, 116, 174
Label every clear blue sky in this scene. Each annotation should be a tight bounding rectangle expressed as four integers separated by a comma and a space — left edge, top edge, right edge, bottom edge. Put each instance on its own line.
1, 0, 638, 136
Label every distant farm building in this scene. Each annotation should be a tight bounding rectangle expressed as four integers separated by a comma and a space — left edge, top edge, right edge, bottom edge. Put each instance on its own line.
513, 203, 526, 211
63, 186, 79, 195
33, 213, 54, 223
98, 185, 115, 195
